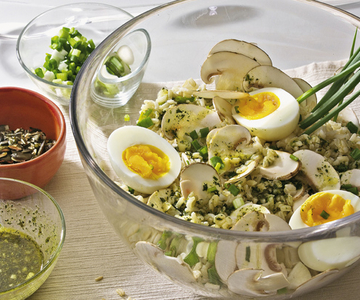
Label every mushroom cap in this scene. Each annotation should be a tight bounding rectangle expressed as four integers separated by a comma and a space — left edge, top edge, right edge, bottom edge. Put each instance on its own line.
259, 150, 301, 181
135, 241, 195, 283
201, 51, 260, 90
180, 162, 221, 200
243, 65, 303, 99
293, 149, 340, 191
208, 39, 272, 66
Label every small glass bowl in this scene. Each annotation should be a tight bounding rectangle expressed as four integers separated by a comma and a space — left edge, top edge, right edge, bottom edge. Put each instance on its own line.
0, 177, 66, 300
16, 2, 133, 106
90, 28, 151, 108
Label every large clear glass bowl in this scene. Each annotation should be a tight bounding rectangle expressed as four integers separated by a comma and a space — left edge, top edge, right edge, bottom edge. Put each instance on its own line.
70, 0, 360, 298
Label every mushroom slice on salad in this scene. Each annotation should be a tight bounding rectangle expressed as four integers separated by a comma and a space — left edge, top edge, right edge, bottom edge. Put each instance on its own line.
201, 51, 260, 90
259, 150, 301, 181
242, 65, 303, 99
135, 241, 196, 283
340, 169, 360, 192
180, 162, 221, 200
293, 149, 341, 191
208, 39, 273, 66
227, 268, 290, 296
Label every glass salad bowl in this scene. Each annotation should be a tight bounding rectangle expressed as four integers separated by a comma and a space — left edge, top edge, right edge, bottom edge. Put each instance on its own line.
16, 3, 133, 106
70, 0, 360, 299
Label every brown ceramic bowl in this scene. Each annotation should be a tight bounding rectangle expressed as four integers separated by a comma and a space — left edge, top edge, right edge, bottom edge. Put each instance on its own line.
0, 87, 66, 198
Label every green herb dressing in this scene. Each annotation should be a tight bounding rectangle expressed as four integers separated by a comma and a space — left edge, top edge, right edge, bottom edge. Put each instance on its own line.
0, 228, 44, 292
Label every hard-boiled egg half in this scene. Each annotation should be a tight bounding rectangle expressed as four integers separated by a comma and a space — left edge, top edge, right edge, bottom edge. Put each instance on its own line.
107, 126, 182, 194
289, 190, 360, 229
289, 190, 360, 271
231, 87, 300, 141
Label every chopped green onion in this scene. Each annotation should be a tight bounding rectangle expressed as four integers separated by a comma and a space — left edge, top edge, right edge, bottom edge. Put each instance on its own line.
189, 130, 198, 140
290, 154, 299, 161
245, 246, 251, 262
157, 231, 172, 250
350, 148, 360, 160
198, 146, 208, 159
105, 56, 125, 77
210, 156, 224, 170
207, 266, 221, 285
346, 121, 359, 134
137, 117, 154, 128
191, 140, 202, 151
34, 68, 44, 78
183, 237, 202, 267
344, 185, 359, 195
228, 184, 240, 196
124, 114, 130, 122
199, 127, 210, 138
207, 241, 217, 264
207, 186, 218, 193
320, 210, 330, 220
233, 197, 244, 209
174, 96, 194, 103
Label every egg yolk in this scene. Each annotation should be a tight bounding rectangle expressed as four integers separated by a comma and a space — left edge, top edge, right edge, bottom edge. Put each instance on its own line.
235, 91, 280, 120
122, 144, 170, 180
300, 192, 355, 227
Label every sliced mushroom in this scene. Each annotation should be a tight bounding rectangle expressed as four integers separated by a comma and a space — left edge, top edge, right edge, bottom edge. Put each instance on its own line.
201, 51, 260, 90
231, 211, 269, 232
259, 150, 301, 181
242, 65, 304, 99
293, 149, 340, 191
213, 96, 235, 124
340, 169, 360, 192
292, 78, 317, 115
214, 240, 238, 282
135, 241, 195, 283
292, 269, 339, 297
161, 104, 222, 140
225, 159, 259, 183
227, 268, 265, 296
208, 39, 272, 66
287, 261, 312, 290
206, 124, 254, 161
180, 163, 221, 200
227, 268, 289, 296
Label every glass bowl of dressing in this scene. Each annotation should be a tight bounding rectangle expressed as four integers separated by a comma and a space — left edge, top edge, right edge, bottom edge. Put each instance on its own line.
0, 177, 65, 300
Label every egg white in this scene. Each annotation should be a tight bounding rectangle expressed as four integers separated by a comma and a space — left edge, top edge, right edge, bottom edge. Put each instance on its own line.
232, 87, 300, 141
107, 126, 182, 194
289, 189, 360, 230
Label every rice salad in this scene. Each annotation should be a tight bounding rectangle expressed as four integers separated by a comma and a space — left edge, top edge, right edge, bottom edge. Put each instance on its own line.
111, 76, 360, 230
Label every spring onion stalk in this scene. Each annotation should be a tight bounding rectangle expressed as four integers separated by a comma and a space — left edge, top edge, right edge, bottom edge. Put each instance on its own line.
300, 68, 360, 130
297, 59, 360, 104
298, 30, 360, 132
303, 88, 360, 134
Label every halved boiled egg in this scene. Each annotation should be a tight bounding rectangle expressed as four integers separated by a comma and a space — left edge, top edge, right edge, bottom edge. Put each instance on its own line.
231, 87, 300, 141
107, 126, 182, 194
289, 190, 360, 229
289, 190, 360, 272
